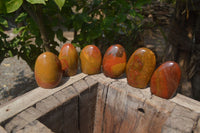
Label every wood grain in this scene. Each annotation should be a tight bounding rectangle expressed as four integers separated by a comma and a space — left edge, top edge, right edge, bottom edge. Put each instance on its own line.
92, 74, 200, 133
0, 73, 87, 124
16, 120, 53, 133
170, 93, 200, 114
0, 126, 7, 133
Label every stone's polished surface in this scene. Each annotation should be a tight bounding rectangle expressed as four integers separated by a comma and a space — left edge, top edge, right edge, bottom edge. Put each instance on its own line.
126, 47, 156, 88
80, 45, 102, 75
150, 61, 181, 99
35, 52, 63, 89
103, 44, 126, 78
59, 43, 78, 76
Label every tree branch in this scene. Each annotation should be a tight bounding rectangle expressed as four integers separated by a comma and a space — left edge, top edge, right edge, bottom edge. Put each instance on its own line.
22, 2, 50, 51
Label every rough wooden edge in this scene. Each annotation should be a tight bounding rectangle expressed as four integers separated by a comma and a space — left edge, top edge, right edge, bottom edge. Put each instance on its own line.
0, 72, 200, 130
16, 120, 53, 133
92, 74, 200, 133
90, 73, 200, 114
0, 73, 87, 123
0, 126, 7, 133
170, 94, 200, 114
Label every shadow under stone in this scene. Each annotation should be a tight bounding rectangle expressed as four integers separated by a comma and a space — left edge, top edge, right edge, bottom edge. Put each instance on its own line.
9, 70, 37, 98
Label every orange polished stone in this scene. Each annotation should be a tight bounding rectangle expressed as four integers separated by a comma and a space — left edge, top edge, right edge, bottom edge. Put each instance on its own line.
150, 61, 181, 99
126, 47, 156, 88
35, 52, 63, 89
80, 45, 102, 75
59, 43, 78, 76
103, 44, 126, 78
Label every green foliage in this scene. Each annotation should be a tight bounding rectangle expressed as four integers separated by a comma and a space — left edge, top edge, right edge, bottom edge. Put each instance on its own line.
54, 0, 65, 10
0, 0, 151, 70
0, 0, 23, 14
26, 0, 48, 5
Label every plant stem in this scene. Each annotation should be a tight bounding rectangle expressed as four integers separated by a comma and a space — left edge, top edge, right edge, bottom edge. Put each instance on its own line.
35, 5, 50, 51
22, 2, 50, 51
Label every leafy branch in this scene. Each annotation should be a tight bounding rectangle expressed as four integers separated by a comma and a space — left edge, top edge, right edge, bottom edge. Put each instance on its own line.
0, 0, 151, 70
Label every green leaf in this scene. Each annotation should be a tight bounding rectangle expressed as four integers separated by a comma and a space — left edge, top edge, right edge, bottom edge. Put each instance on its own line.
13, 26, 25, 34
26, 0, 48, 5
0, 0, 23, 14
54, 0, 65, 10
15, 12, 27, 23
8, 50, 13, 57
0, 17, 8, 27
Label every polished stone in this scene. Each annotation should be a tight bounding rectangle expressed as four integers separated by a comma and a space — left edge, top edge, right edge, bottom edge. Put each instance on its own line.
150, 61, 181, 99
126, 47, 156, 88
103, 44, 126, 78
59, 43, 78, 76
35, 52, 63, 89
80, 45, 102, 75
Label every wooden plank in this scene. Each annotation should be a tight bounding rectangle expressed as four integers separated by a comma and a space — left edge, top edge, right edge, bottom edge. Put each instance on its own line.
161, 126, 183, 133
93, 83, 109, 133
131, 95, 176, 133
35, 95, 61, 114
194, 118, 200, 133
101, 82, 146, 133
53, 86, 78, 104
16, 120, 53, 133
39, 97, 78, 133
24, 107, 42, 120
72, 78, 98, 133
89, 73, 116, 86
63, 98, 79, 133
164, 104, 199, 133
93, 80, 199, 133
170, 93, 200, 113
0, 73, 87, 123
84, 76, 98, 133
0, 126, 7, 133
37, 90, 79, 133
91, 74, 200, 114
5, 115, 27, 132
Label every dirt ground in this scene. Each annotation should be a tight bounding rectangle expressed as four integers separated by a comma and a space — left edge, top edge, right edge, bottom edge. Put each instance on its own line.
0, 56, 36, 105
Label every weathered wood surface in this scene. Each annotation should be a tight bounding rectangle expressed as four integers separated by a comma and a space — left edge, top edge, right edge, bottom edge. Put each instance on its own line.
0, 73, 87, 123
170, 93, 200, 113
0, 73, 200, 133
194, 119, 200, 133
2, 76, 99, 133
16, 120, 53, 133
91, 73, 200, 114
76, 77, 98, 133
0, 126, 7, 133
39, 96, 78, 133
91, 73, 200, 133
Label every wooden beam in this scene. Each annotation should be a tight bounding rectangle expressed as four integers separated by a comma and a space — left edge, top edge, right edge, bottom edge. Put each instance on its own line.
0, 126, 7, 133
0, 73, 87, 124
90, 73, 200, 114
170, 93, 200, 114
